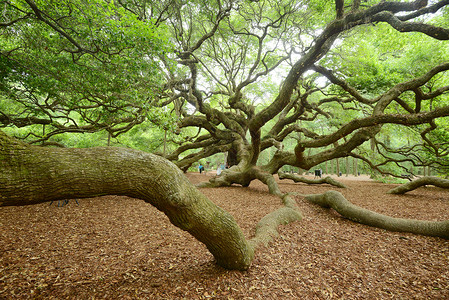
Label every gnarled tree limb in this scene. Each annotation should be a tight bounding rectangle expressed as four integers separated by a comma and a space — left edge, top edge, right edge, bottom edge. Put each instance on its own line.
305, 190, 449, 239
279, 172, 347, 188
387, 176, 449, 194
0, 131, 254, 270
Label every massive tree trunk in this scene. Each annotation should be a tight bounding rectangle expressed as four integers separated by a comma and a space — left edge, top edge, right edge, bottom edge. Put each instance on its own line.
305, 191, 449, 239
387, 176, 449, 194
227, 147, 239, 167
0, 131, 254, 270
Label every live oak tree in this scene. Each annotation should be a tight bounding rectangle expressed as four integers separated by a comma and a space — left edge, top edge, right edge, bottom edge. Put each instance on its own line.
1, 0, 449, 270
0, 130, 253, 270
154, 0, 449, 185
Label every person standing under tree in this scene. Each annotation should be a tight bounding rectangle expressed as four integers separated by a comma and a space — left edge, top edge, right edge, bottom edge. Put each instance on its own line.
217, 162, 226, 175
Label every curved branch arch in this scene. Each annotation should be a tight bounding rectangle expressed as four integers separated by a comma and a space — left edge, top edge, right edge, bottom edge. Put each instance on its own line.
279, 172, 347, 189
387, 176, 449, 194
306, 190, 449, 239
0, 131, 254, 270
0, 130, 304, 270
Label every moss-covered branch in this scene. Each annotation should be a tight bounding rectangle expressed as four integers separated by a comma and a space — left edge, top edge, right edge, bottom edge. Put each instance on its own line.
0, 130, 254, 270
305, 190, 449, 239
387, 176, 449, 194
279, 172, 347, 188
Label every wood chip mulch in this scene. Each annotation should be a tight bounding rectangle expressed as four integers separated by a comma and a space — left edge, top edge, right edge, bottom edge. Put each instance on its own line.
1, 173, 448, 299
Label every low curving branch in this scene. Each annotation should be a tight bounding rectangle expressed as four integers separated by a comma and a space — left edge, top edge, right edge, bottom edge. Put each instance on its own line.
278, 172, 347, 188
305, 190, 449, 239
0, 131, 254, 270
387, 176, 449, 194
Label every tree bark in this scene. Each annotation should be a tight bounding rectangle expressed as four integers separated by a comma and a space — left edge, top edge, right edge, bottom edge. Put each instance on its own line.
305, 190, 449, 239
387, 176, 449, 194
227, 147, 239, 167
353, 157, 358, 176
0, 131, 254, 270
278, 172, 347, 188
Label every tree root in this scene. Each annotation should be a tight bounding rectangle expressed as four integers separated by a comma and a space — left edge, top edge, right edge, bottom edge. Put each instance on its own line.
305, 190, 449, 239
196, 180, 229, 188
278, 172, 347, 188
249, 194, 302, 249
387, 176, 449, 194
198, 167, 303, 250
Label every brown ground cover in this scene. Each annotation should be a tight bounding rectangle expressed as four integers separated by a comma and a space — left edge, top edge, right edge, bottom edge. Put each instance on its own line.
1, 173, 448, 299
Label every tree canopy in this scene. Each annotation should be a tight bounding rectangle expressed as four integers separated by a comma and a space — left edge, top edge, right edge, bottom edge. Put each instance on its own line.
1, 0, 169, 145
149, 0, 449, 184
2, 0, 449, 180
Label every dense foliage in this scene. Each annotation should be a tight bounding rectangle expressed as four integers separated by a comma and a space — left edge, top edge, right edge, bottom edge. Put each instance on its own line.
1, 0, 170, 145
1, 0, 449, 179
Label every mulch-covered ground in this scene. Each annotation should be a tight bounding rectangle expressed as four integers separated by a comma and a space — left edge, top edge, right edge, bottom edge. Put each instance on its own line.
1, 173, 448, 299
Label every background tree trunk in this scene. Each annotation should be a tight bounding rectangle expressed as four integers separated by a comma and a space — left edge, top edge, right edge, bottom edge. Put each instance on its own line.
163, 129, 167, 156
227, 148, 239, 167
346, 157, 350, 177
336, 158, 340, 176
